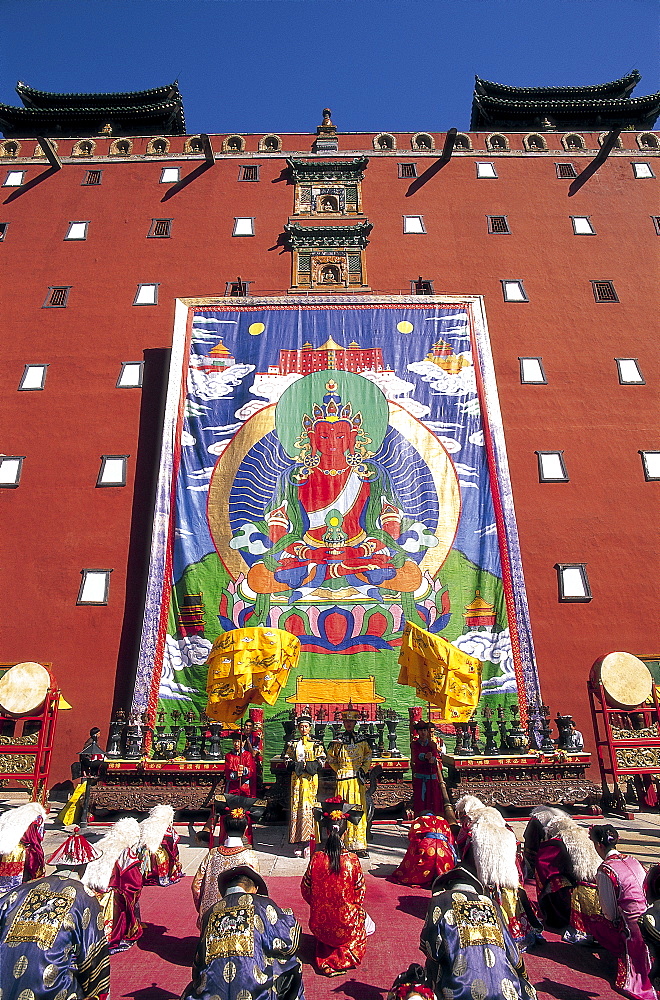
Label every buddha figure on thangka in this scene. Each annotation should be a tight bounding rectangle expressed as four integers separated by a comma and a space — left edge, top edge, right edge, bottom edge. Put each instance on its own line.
229, 372, 446, 625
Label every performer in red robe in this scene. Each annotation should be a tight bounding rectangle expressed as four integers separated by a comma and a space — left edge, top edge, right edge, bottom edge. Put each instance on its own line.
138, 804, 183, 886
225, 731, 256, 796
411, 721, 446, 817
0, 801, 46, 891
83, 817, 143, 954
391, 814, 456, 888
301, 798, 372, 976
222, 732, 257, 843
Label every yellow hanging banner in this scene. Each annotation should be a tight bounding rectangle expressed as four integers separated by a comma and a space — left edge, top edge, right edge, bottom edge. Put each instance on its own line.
397, 621, 481, 722
205, 627, 300, 723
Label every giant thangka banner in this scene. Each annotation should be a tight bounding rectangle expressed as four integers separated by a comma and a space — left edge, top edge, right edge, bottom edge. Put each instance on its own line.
132, 297, 540, 730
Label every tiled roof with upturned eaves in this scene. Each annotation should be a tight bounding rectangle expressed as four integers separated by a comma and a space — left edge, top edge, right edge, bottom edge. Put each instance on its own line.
15, 81, 181, 109
0, 81, 185, 137
474, 71, 641, 101
471, 75, 660, 131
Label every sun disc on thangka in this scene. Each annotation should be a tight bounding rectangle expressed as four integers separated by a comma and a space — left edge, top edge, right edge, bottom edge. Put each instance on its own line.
0, 661, 51, 715
594, 651, 653, 709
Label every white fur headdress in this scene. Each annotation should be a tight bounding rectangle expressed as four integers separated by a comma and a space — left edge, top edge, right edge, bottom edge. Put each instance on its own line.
455, 794, 485, 821
530, 805, 567, 831
82, 817, 140, 892
546, 815, 600, 882
471, 814, 519, 889
0, 802, 46, 856
138, 804, 174, 854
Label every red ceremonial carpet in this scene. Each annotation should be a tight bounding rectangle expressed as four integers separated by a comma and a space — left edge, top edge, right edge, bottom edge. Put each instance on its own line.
111, 876, 622, 1000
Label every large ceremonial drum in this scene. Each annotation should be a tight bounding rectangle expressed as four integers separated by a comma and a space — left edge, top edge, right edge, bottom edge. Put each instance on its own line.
591, 651, 653, 709
0, 661, 51, 716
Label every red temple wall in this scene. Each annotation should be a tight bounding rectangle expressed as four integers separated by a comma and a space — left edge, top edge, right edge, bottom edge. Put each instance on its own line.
0, 130, 658, 782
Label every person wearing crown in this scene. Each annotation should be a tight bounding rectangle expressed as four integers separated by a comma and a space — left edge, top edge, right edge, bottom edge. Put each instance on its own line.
0, 828, 110, 1000
284, 711, 326, 857
326, 703, 372, 855
235, 373, 437, 611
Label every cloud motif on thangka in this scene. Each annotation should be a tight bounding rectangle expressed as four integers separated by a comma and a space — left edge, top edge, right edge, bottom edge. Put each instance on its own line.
230, 523, 271, 555
159, 634, 212, 701
188, 362, 255, 401
398, 522, 439, 553
408, 358, 477, 397
182, 429, 196, 446
453, 628, 516, 694
359, 369, 430, 419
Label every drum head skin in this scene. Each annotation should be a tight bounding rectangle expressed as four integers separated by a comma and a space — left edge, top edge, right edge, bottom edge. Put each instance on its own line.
596, 651, 653, 709
0, 661, 50, 715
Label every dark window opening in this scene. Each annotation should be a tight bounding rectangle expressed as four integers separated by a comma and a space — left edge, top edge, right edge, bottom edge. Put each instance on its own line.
83, 170, 102, 185
148, 219, 172, 238
225, 277, 250, 297
556, 163, 577, 179
239, 164, 259, 181
44, 286, 70, 308
398, 163, 417, 178
0, 222, 8, 241
411, 276, 434, 295
652, 216, 660, 235
488, 215, 510, 234
592, 280, 618, 303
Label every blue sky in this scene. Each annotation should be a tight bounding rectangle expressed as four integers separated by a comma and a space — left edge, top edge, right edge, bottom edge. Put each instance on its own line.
2, 0, 658, 135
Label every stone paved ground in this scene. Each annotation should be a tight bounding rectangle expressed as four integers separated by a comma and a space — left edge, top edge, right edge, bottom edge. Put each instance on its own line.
3, 794, 654, 876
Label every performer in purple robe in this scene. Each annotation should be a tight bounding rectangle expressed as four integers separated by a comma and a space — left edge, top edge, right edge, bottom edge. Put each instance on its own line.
138, 803, 183, 886
0, 801, 46, 891
83, 816, 143, 953
0, 827, 109, 1000
420, 866, 537, 1000
590, 824, 657, 1000
641, 865, 660, 990
182, 865, 305, 1000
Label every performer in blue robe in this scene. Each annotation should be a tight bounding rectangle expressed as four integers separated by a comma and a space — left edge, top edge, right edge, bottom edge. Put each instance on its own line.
0, 828, 110, 1000
182, 864, 305, 1000
420, 866, 537, 1000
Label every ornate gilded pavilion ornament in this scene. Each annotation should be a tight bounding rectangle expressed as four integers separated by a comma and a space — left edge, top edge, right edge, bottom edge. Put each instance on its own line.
72, 138, 96, 157
109, 137, 133, 156
283, 220, 372, 290
288, 157, 368, 216
0, 139, 20, 158
146, 135, 170, 155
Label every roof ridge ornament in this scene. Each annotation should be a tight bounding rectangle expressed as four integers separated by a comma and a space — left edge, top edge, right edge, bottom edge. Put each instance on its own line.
314, 105, 338, 154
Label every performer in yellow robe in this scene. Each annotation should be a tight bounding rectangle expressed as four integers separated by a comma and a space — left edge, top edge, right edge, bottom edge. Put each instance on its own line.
326, 705, 372, 855
284, 713, 326, 856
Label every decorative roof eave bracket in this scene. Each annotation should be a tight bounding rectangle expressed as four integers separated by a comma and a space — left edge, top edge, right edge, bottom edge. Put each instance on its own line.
286, 156, 369, 183
284, 220, 373, 250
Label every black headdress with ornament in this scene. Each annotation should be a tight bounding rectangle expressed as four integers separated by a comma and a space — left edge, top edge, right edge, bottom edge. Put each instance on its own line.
214, 793, 267, 822
313, 796, 363, 830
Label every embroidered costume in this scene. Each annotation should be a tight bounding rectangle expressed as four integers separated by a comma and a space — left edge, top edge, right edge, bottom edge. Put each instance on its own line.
225, 747, 256, 797
420, 867, 537, 1000
0, 873, 110, 1000
301, 848, 367, 975
326, 707, 372, 852
0, 801, 46, 892
391, 815, 456, 889
83, 817, 143, 954
192, 844, 262, 929
597, 851, 657, 1000
284, 715, 326, 846
182, 867, 305, 1000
